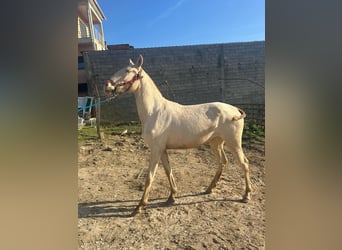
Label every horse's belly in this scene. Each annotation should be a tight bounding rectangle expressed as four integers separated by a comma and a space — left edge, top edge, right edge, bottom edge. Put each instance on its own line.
165, 133, 215, 149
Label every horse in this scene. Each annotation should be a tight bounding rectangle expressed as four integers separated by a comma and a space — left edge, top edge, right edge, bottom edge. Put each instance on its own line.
104, 55, 252, 214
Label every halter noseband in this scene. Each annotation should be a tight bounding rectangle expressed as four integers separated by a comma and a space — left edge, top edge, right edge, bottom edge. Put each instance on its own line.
107, 70, 143, 87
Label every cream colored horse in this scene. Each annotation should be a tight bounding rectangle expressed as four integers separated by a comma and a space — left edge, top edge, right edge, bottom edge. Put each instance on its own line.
105, 55, 252, 213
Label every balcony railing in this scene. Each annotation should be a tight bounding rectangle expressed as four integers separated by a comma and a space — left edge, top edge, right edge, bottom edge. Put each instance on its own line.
78, 19, 89, 39
78, 24, 104, 47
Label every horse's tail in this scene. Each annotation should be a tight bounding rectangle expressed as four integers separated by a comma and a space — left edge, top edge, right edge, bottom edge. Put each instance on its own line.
232, 107, 246, 121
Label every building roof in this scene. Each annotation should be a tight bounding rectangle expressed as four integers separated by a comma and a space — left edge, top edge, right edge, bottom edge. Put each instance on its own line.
78, 0, 106, 21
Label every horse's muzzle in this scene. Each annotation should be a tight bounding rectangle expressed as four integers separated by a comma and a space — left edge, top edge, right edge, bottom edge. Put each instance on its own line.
104, 81, 117, 97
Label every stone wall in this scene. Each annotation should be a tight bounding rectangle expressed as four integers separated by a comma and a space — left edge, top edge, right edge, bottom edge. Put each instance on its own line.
83, 41, 265, 125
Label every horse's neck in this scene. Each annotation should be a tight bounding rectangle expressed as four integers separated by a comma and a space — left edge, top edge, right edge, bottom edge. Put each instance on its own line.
134, 70, 164, 124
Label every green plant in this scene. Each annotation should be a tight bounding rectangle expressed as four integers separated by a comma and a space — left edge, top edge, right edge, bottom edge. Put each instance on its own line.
78, 123, 142, 142
243, 121, 265, 142
102, 123, 142, 135
78, 126, 99, 141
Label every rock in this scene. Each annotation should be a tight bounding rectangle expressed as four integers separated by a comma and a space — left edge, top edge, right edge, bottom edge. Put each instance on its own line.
114, 141, 124, 146
120, 129, 128, 136
102, 147, 113, 151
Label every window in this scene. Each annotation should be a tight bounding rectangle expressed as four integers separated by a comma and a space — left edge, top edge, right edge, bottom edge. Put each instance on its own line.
78, 56, 85, 69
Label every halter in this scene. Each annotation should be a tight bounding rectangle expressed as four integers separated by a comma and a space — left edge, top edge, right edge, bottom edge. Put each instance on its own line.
107, 70, 143, 88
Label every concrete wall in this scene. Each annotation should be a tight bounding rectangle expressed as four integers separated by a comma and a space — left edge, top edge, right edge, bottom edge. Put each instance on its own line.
83, 41, 265, 125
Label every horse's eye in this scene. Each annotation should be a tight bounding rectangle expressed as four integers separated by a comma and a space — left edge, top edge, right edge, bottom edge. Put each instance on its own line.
126, 69, 131, 73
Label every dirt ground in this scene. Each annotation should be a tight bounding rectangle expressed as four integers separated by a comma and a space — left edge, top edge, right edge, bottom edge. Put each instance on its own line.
78, 132, 265, 249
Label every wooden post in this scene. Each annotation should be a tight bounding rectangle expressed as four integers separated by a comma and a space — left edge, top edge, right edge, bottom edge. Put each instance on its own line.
94, 80, 102, 140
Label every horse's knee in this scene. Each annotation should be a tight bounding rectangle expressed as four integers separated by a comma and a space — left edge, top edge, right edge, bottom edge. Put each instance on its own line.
241, 162, 250, 173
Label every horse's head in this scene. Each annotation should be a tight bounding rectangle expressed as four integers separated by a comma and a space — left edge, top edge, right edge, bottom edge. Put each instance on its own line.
104, 55, 144, 96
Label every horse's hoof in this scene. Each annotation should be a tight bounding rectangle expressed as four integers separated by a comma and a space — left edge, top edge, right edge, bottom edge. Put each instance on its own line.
241, 194, 251, 203
130, 209, 140, 217
131, 205, 144, 216
166, 196, 176, 205
205, 188, 213, 194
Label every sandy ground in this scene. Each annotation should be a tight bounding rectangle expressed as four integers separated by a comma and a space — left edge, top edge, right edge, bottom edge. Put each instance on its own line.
78, 132, 265, 249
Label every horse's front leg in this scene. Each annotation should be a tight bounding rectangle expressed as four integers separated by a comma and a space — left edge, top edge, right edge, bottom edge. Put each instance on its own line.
135, 148, 162, 213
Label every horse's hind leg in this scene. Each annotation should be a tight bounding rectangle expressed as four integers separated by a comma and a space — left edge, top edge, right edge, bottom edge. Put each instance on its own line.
231, 147, 252, 202
161, 150, 178, 204
205, 139, 228, 194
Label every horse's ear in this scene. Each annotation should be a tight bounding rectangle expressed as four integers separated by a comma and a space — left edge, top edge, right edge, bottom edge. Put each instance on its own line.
129, 59, 135, 65
136, 55, 143, 68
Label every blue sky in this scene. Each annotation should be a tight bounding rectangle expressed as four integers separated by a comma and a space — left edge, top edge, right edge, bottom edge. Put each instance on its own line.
97, 0, 264, 48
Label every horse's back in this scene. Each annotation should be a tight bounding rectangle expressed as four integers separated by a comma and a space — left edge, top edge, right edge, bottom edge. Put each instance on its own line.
160, 101, 243, 149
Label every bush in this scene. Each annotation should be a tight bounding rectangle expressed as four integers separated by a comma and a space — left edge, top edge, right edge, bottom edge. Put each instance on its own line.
243, 121, 265, 142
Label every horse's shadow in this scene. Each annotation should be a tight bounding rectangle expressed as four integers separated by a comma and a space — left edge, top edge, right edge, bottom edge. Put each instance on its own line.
78, 192, 245, 218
